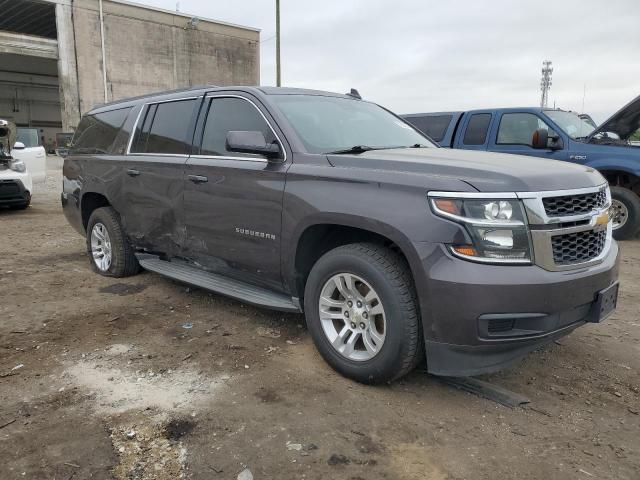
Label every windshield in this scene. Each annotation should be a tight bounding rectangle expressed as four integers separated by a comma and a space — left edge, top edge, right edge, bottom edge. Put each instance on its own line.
270, 95, 435, 154
17, 128, 40, 148
545, 110, 595, 139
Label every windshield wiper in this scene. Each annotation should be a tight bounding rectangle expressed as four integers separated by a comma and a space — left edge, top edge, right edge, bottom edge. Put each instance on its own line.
325, 145, 414, 155
325, 145, 378, 155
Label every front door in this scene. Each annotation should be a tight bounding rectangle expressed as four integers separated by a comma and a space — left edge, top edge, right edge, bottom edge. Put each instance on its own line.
183, 94, 289, 291
490, 112, 570, 161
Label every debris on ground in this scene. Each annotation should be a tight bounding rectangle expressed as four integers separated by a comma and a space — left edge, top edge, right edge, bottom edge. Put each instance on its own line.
110, 419, 189, 480
237, 467, 253, 480
256, 326, 281, 338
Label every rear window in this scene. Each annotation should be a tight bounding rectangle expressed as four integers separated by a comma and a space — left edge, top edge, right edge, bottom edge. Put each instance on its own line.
404, 115, 452, 142
131, 99, 197, 154
462, 113, 492, 145
70, 107, 132, 155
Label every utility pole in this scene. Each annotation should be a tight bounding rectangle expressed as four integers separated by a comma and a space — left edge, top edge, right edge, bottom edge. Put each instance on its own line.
276, 0, 281, 86
540, 60, 553, 108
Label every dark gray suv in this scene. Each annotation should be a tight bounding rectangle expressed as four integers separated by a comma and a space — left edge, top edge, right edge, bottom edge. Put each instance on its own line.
62, 86, 620, 383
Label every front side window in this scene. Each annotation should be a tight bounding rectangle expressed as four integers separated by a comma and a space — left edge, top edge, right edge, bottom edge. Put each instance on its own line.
200, 97, 278, 158
497, 113, 553, 146
71, 107, 132, 154
463, 113, 492, 145
270, 95, 434, 154
131, 99, 197, 154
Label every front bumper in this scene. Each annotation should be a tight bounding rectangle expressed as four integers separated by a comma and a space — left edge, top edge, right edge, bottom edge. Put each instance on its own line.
415, 241, 619, 376
0, 177, 30, 206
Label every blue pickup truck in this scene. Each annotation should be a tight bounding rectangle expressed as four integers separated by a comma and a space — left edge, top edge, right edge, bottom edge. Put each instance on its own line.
403, 95, 640, 240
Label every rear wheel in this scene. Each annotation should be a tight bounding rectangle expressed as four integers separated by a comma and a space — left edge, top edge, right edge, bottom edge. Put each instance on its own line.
304, 243, 422, 384
86, 207, 140, 277
610, 186, 640, 240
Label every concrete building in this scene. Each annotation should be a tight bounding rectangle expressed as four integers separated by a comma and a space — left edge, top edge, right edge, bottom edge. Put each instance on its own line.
0, 0, 260, 150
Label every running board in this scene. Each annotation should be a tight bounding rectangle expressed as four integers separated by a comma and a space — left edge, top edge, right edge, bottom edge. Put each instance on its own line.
136, 254, 300, 312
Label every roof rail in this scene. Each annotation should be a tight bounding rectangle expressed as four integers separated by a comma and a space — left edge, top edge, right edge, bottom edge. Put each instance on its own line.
92, 84, 220, 110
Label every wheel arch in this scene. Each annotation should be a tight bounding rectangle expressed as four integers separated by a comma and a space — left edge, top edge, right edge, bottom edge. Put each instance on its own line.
80, 191, 111, 230
595, 167, 640, 196
288, 216, 423, 308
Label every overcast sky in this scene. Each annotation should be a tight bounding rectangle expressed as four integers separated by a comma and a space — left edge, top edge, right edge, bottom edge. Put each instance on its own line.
141, 0, 639, 123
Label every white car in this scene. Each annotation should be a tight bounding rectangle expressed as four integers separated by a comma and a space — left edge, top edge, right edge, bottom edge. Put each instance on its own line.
0, 122, 46, 209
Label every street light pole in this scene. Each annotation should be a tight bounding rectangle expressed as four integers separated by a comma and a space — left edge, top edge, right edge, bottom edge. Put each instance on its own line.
276, 0, 281, 86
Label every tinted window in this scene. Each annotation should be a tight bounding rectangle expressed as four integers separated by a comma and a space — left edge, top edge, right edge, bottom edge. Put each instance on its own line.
497, 113, 551, 146
463, 113, 491, 145
200, 97, 278, 158
131, 99, 196, 154
71, 107, 131, 154
404, 115, 452, 142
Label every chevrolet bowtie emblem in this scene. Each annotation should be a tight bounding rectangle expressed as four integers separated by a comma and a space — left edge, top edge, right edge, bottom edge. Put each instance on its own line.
596, 211, 610, 226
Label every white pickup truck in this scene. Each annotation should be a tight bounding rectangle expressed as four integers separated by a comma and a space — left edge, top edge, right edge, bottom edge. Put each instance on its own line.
0, 121, 47, 209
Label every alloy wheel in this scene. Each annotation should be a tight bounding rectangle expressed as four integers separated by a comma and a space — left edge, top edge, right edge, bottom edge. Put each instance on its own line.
318, 273, 387, 361
90, 222, 112, 272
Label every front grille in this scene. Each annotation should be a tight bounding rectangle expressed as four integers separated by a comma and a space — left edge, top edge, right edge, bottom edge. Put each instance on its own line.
552, 229, 607, 265
543, 188, 607, 216
0, 181, 20, 197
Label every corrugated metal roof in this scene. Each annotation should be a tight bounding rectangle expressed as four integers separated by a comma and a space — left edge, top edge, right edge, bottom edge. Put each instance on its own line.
0, 0, 57, 39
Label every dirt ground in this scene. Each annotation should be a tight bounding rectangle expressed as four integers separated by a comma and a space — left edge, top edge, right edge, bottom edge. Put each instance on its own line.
1, 157, 639, 480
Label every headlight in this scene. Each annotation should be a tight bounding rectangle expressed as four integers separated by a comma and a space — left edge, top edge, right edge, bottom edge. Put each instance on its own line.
430, 195, 532, 264
9, 160, 26, 173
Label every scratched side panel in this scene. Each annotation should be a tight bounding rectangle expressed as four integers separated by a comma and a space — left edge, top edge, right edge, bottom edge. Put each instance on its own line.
119, 155, 188, 258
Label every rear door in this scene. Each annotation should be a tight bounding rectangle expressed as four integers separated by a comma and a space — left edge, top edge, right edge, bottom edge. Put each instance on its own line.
15, 128, 46, 182
123, 97, 201, 257
183, 93, 289, 291
489, 111, 570, 161
453, 111, 494, 151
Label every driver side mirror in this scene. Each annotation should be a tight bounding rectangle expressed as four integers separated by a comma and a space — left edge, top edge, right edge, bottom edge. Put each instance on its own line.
532, 128, 563, 150
226, 131, 281, 159
13, 141, 25, 150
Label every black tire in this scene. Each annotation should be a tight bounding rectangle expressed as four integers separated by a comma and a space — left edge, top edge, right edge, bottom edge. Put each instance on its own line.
304, 243, 422, 384
86, 206, 140, 277
610, 186, 640, 241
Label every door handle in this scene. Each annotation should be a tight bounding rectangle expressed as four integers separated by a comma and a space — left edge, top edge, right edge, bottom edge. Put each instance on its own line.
188, 174, 208, 184
126, 169, 141, 177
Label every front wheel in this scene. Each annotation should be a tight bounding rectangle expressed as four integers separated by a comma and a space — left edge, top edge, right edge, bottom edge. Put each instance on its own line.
610, 186, 640, 240
304, 243, 422, 384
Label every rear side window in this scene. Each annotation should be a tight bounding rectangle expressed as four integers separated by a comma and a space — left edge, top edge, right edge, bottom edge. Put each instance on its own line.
404, 115, 452, 142
71, 107, 131, 154
131, 99, 197, 154
199, 97, 278, 158
463, 113, 492, 145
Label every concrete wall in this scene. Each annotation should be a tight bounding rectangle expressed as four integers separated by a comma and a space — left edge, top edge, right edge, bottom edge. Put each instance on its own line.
70, 0, 260, 121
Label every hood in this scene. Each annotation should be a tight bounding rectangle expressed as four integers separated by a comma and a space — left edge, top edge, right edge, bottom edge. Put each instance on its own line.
327, 148, 605, 192
588, 94, 640, 141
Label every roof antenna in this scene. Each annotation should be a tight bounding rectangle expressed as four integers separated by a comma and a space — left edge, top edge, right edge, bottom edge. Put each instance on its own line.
346, 88, 362, 100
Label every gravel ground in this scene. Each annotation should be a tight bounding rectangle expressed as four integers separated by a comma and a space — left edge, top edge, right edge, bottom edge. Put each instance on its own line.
1, 157, 638, 479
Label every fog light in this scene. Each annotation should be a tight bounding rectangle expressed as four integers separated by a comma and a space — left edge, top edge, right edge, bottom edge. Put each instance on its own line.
481, 229, 514, 248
